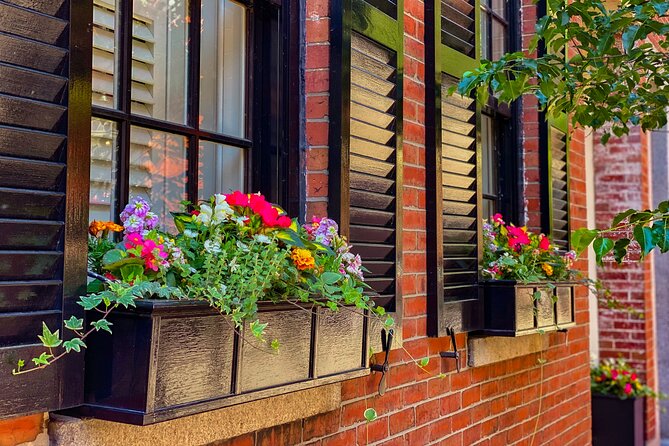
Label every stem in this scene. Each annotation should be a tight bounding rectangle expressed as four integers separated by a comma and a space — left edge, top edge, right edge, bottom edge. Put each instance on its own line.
530, 350, 545, 446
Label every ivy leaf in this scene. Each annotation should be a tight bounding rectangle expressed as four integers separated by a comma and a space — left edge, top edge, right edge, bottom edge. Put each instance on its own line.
32, 352, 53, 366
321, 272, 343, 285
270, 339, 280, 352
63, 338, 87, 353
64, 316, 84, 331
633, 225, 656, 258
571, 228, 599, 255
384, 315, 395, 328
612, 209, 637, 227
613, 238, 631, 263
418, 357, 430, 367
533, 291, 542, 301
37, 322, 62, 348
593, 237, 614, 264
363, 408, 378, 423
91, 319, 113, 334
79, 294, 103, 311
249, 320, 268, 340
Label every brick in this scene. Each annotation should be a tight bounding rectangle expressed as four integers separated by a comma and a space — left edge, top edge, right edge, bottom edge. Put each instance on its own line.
0, 415, 43, 446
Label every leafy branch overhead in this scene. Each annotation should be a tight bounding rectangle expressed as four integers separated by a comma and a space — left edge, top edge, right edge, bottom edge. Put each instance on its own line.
456, 0, 669, 142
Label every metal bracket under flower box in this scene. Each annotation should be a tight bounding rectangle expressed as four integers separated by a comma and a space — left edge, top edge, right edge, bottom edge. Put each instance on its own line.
481, 280, 576, 336
61, 299, 369, 425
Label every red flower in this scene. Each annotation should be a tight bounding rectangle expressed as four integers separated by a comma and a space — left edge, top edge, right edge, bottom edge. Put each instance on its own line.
631, 373, 637, 381
539, 234, 550, 251
226, 190, 249, 207
103, 272, 117, 281
277, 215, 292, 228
624, 383, 633, 395
259, 206, 279, 226
492, 213, 505, 225
611, 369, 619, 380
249, 193, 269, 214
507, 226, 530, 250
191, 210, 200, 216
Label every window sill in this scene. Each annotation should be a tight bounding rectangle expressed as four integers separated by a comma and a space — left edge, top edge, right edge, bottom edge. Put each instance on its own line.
467, 333, 549, 367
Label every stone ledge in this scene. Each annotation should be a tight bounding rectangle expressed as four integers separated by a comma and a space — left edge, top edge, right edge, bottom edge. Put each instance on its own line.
49, 384, 341, 446
467, 334, 549, 367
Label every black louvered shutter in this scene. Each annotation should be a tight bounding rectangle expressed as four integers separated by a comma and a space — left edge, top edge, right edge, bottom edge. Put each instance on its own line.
441, 0, 476, 57
426, 0, 482, 336
348, 32, 399, 310
440, 76, 479, 302
0, 0, 89, 417
330, 0, 403, 313
547, 125, 569, 248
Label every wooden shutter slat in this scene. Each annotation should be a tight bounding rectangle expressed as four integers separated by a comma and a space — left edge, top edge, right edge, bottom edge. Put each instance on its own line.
0, 187, 64, 220
0, 156, 64, 191
0, 251, 61, 280
0, 220, 62, 250
0, 31, 67, 73
0, 63, 66, 104
350, 189, 395, 212
351, 136, 395, 160
0, 94, 66, 132
350, 207, 395, 227
0, 125, 64, 161
350, 172, 395, 194
4, 0, 66, 16
351, 243, 395, 261
0, 310, 60, 347
0, 2, 67, 44
0, 281, 61, 312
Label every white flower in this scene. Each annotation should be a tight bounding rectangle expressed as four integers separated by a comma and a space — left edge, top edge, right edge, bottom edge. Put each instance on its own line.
183, 229, 197, 238
195, 204, 212, 226
213, 201, 234, 224
218, 284, 227, 295
236, 241, 249, 252
232, 215, 248, 227
254, 234, 272, 244
204, 239, 221, 254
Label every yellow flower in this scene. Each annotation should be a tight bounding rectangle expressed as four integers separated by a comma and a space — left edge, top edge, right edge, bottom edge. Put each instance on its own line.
542, 263, 554, 276
291, 248, 315, 271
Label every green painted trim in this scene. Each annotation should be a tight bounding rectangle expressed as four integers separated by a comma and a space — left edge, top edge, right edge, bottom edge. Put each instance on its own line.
351, 0, 401, 51
440, 44, 479, 76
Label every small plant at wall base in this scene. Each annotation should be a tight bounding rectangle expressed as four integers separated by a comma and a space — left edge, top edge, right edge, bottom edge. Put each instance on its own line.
591, 358, 662, 400
13, 192, 393, 375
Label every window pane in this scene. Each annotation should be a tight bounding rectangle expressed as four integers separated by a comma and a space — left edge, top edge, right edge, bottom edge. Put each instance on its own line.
129, 127, 187, 230
198, 141, 245, 199
492, 0, 506, 18
480, 11, 490, 60
90, 118, 118, 222
481, 115, 498, 198
492, 19, 507, 61
199, 0, 246, 137
132, 0, 188, 123
92, 0, 117, 109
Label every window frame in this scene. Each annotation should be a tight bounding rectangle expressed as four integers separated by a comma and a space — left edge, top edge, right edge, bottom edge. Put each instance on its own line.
90, 0, 300, 221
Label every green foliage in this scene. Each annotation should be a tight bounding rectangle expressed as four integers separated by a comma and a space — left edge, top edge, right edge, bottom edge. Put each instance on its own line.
456, 0, 669, 141
363, 408, 378, 422
591, 358, 665, 399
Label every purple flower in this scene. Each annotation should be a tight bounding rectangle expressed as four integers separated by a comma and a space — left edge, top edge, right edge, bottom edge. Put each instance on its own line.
121, 197, 150, 222
123, 215, 145, 233
144, 211, 159, 230
313, 218, 339, 247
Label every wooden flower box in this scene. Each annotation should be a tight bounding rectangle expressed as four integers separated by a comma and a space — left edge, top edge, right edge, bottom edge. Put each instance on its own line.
591, 393, 644, 446
68, 299, 368, 425
481, 280, 576, 336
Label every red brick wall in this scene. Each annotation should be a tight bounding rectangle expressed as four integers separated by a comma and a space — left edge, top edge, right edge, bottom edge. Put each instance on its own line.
594, 127, 659, 442
219, 0, 593, 445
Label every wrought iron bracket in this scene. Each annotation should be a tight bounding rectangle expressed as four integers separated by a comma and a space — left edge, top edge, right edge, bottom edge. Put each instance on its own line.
370, 328, 394, 395
439, 327, 461, 373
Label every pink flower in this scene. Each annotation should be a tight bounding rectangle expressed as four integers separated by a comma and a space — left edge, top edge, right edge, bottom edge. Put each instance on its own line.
507, 226, 530, 250
539, 234, 550, 251
492, 213, 505, 225
225, 190, 249, 207
631, 373, 637, 381
624, 383, 633, 395
611, 369, 619, 380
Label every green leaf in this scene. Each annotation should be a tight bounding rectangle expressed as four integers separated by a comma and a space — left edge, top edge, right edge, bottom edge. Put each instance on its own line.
321, 272, 343, 285
418, 357, 430, 367
79, 294, 103, 310
363, 408, 378, 422
533, 291, 542, 301
37, 322, 62, 348
63, 338, 87, 353
274, 229, 305, 248
571, 228, 599, 255
249, 320, 268, 340
102, 249, 126, 266
91, 319, 113, 334
64, 316, 84, 331
120, 264, 144, 282
32, 352, 53, 366
633, 225, 656, 257
593, 237, 614, 264
270, 339, 280, 352
384, 315, 395, 328
613, 238, 631, 263
612, 209, 637, 227
652, 220, 669, 253
622, 25, 640, 53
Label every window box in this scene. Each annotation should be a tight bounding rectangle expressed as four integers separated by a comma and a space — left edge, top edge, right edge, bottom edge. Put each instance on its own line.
69, 299, 368, 425
591, 394, 644, 446
481, 280, 575, 336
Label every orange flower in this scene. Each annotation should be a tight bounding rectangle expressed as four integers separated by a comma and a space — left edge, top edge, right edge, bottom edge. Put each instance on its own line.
291, 248, 315, 271
542, 263, 554, 276
104, 222, 124, 232
88, 220, 107, 237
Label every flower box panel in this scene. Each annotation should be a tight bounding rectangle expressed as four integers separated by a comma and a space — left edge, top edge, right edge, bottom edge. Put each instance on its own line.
316, 309, 365, 377
238, 309, 312, 393
74, 299, 368, 425
482, 281, 576, 336
153, 313, 236, 409
591, 394, 644, 446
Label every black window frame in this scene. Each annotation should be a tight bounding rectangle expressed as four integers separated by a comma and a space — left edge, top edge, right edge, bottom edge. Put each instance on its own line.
90, 0, 300, 221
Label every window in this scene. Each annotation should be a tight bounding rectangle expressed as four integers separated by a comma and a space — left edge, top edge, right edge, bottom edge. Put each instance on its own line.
541, 120, 570, 249
329, 0, 404, 313
89, 0, 295, 225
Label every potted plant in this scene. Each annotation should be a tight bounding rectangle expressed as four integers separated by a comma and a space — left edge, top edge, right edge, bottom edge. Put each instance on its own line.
13, 192, 389, 424
480, 214, 577, 336
591, 358, 662, 446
